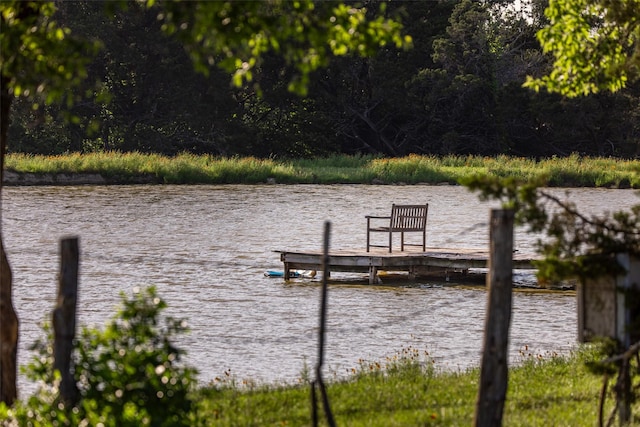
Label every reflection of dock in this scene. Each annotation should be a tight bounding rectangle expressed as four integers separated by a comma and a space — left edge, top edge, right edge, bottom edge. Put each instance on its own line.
276, 248, 537, 284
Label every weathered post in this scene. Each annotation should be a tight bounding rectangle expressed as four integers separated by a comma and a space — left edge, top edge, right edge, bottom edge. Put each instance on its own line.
0, 238, 18, 405
311, 221, 335, 427
53, 237, 79, 406
474, 209, 514, 427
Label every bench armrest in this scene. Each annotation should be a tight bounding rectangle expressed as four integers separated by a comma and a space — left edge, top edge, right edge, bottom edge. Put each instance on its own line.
365, 215, 391, 219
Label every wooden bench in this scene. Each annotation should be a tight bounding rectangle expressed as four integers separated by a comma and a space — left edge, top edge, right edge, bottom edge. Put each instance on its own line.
366, 204, 428, 252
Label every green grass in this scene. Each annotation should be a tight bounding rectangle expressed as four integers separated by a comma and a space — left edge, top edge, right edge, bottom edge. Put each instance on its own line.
192, 346, 620, 426
4, 152, 640, 187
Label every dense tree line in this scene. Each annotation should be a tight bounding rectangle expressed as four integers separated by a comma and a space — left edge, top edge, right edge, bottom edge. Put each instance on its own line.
7, 0, 640, 159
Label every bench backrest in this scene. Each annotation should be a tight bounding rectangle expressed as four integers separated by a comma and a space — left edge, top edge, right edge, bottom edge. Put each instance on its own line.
389, 204, 428, 231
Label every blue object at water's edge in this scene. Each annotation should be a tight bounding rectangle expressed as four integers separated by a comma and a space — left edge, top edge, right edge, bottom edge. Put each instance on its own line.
264, 270, 316, 278
264, 270, 288, 277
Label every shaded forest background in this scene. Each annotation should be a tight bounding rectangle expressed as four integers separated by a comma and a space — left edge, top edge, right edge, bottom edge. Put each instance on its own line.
8, 0, 640, 159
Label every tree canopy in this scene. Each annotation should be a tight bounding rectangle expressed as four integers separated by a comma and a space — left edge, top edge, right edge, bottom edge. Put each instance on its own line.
158, 0, 411, 95
5, 1, 640, 159
526, 0, 640, 96
0, 2, 98, 105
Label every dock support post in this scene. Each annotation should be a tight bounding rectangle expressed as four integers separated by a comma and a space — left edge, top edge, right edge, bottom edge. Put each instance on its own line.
284, 263, 290, 281
368, 266, 377, 285
474, 209, 514, 427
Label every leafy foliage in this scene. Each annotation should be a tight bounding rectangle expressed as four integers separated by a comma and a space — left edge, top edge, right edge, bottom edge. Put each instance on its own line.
2, 287, 197, 426
463, 173, 640, 283
158, 1, 412, 96
526, 0, 640, 96
0, 1, 101, 107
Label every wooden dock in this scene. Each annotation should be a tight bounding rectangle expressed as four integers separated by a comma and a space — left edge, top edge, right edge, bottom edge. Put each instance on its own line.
276, 248, 537, 284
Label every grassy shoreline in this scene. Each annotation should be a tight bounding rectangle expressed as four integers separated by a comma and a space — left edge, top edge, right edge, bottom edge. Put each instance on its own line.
193, 346, 619, 426
4, 152, 639, 187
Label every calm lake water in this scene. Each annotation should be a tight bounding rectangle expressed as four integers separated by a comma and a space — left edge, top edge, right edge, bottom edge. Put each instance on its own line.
2, 184, 637, 397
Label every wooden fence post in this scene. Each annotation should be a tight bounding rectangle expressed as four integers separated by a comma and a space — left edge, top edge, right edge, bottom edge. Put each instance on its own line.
0, 238, 18, 406
53, 237, 79, 406
474, 209, 514, 427
311, 221, 336, 427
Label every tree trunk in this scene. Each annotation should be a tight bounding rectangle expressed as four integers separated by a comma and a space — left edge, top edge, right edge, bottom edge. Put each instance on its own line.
0, 73, 18, 405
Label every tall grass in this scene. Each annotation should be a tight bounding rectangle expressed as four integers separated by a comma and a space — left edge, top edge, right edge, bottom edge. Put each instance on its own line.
194, 346, 614, 426
4, 152, 639, 188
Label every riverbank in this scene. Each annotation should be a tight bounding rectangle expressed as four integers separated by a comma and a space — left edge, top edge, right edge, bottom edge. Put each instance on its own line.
3, 152, 639, 187
194, 346, 613, 426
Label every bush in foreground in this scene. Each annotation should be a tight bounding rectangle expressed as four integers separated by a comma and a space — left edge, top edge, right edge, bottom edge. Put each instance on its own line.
1, 287, 197, 427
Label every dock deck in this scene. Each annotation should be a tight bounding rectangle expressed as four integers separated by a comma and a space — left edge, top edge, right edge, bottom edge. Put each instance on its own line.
276, 248, 537, 284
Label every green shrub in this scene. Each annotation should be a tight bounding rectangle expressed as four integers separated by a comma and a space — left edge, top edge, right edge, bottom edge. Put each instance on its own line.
2, 287, 197, 426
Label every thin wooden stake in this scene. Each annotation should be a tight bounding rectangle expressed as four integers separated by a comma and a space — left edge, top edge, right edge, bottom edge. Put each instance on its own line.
474, 209, 514, 427
53, 237, 79, 406
311, 221, 335, 427
599, 373, 608, 427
